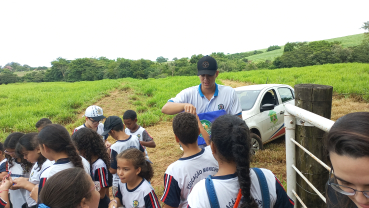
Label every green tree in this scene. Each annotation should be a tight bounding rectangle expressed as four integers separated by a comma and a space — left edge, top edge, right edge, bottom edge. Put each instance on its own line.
0, 69, 18, 84
50, 57, 70, 80
156, 56, 168, 63
189, 54, 203, 64
267, 45, 281, 52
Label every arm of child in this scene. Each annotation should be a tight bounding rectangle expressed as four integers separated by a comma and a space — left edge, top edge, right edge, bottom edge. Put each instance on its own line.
140, 130, 156, 148
108, 197, 122, 208
93, 167, 109, 199
0, 172, 7, 180
0, 177, 12, 208
30, 185, 38, 201
163, 205, 176, 208
196, 114, 210, 145
12, 177, 35, 191
110, 149, 118, 174
144, 190, 161, 208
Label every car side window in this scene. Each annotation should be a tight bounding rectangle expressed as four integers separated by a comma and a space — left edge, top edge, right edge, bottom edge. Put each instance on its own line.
261, 89, 279, 106
278, 87, 294, 103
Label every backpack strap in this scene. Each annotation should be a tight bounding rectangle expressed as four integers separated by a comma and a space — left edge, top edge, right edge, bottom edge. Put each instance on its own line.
252, 168, 270, 208
205, 175, 220, 208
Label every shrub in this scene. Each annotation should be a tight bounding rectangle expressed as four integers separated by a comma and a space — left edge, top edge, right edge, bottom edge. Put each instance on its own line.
267, 45, 281, 52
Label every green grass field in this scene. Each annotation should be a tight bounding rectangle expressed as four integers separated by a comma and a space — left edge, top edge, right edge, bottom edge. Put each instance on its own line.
219, 63, 369, 98
0, 79, 123, 140
1, 62, 369, 141
247, 33, 365, 62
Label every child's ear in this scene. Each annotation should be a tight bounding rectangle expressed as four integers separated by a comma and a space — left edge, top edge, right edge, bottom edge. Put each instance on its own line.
136, 167, 141, 176
174, 135, 180, 143
36, 146, 41, 154
79, 197, 88, 208
134, 118, 137, 123
210, 142, 216, 155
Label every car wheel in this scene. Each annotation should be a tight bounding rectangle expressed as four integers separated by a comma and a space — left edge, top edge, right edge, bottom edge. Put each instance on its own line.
250, 133, 263, 155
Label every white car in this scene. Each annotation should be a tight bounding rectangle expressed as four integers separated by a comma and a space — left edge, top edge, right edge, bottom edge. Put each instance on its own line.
235, 84, 295, 154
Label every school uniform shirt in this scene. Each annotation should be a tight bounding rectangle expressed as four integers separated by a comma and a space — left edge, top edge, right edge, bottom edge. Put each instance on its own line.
26, 160, 54, 207
115, 178, 161, 208
0, 197, 6, 208
161, 146, 219, 208
38, 156, 90, 194
0, 158, 7, 173
91, 158, 110, 208
187, 169, 295, 208
73, 123, 108, 140
110, 136, 145, 187
7, 159, 30, 208
168, 83, 242, 116
125, 126, 153, 158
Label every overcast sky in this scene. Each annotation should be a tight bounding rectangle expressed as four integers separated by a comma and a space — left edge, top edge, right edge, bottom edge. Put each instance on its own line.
0, 0, 368, 67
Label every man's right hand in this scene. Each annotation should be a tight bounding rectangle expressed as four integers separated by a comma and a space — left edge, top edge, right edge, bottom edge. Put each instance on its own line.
184, 104, 197, 115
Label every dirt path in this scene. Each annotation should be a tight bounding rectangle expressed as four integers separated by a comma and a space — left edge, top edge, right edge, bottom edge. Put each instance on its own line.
71, 79, 369, 200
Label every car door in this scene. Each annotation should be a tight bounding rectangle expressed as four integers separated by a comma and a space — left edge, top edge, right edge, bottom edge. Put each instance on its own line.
256, 88, 285, 142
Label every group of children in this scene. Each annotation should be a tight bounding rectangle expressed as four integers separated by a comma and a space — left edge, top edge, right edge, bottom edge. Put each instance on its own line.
0, 104, 295, 208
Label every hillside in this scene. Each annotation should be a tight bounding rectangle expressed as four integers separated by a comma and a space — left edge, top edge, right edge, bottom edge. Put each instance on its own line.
245, 33, 365, 62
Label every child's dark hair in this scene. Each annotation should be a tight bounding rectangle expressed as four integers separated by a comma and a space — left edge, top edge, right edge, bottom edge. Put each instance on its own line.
112, 122, 124, 132
72, 128, 110, 170
40, 167, 92, 208
0, 142, 4, 152
17, 133, 47, 171
123, 110, 137, 120
38, 124, 83, 169
4, 132, 33, 173
172, 112, 199, 145
324, 112, 369, 207
35, 118, 52, 129
325, 112, 369, 159
118, 148, 153, 181
211, 114, 258, 208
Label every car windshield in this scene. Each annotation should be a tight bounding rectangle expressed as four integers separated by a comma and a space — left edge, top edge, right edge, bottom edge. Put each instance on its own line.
236, 90, 261, 111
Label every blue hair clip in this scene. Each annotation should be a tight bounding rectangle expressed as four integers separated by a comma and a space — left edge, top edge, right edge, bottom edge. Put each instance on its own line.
38, 204, 50, 208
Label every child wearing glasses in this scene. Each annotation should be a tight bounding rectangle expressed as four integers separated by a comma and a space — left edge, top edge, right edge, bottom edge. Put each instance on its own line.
39, 167, 100, 208
325, 112, 369, 208
73, 105, 111, 148
72, 128, 111, 208
108, 148, 161, 208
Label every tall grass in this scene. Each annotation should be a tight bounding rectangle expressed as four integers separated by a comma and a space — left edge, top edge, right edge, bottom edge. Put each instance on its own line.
0, 79, 122, 140
219, 63, 369, 100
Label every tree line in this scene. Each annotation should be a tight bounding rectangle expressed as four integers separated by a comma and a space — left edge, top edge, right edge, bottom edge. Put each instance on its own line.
1, 22, 368, 85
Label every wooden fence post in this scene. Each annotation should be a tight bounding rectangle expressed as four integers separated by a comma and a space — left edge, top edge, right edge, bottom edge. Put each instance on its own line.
294, 84, 332, 208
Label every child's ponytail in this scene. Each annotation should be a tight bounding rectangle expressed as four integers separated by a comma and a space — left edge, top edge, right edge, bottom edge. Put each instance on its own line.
65, 143, 83, 169
231, 124, 258, 208
118, 148, 153, 182
211, 115, 258, 208
38, 124, 82, 168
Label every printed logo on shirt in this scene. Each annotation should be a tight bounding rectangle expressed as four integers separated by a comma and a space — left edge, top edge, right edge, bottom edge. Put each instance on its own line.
218, 104, 224, 110
199, 120, 211, 137
133, 200, 139, 207
137, 134, 141, 139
